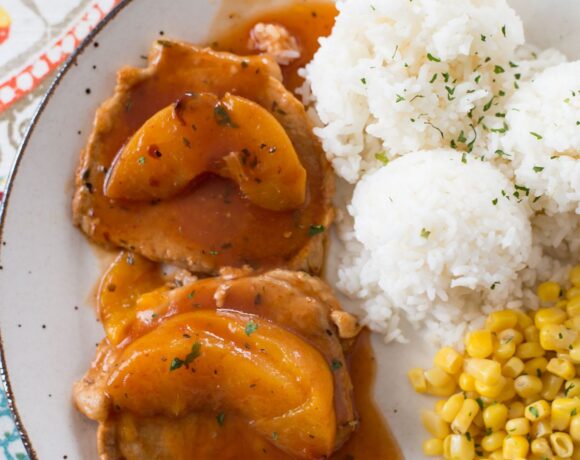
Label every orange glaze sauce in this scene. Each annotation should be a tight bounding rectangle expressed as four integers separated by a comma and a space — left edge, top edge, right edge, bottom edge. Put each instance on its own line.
214, 2, 337, 91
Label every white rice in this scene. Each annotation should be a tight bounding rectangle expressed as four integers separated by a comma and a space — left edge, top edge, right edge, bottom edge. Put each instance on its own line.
300, 0, 580, 344
337, 150, 533, 345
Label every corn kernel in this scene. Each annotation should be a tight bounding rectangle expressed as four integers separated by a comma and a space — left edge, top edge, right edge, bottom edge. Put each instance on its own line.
494, 341, 516, 361
426, 379, 457, 397
483, 403, 508, 432
476, 376, 507, 399
570, 414, 580, 442
535, 307, 567, 328
451, 399, 480, 434
481, 431, 506, 452
568, 296, 580, 317
568, 287, 580, 300
566, 316, 580, 332
488, 451, 504, 460
464, 358, 502, 386
525, 400, 550, 422
538, 281, 562, 303
570, 266, 580, 287
466, 330, 494, 359
565, 379, 580, 398
423, 438, 443, 456
508, 401, 525, 418
570, 339, 580, 364
531, 419, 552, 438
497, 378, 516, 403
547, 357, 577, 380
550, 432, 574, 458
502, 434, 529, 459
541, 373, 564, 401
503, 357, 525, 379
440, 393, 465, 423
445, 433, 475, 460
425, 367, 453, 388
408, 368, 427, 393
551, 398, 580, 431
459, 372, 476, 392
435, 399, 446, 414
514, 374, 543, 398
516, 310, 533, 329
486, 310, 518, 332
524, 325, 540, 343
506, 417, 530, 436
516, 341, 546, 360
434, 347, 464, 375
421, 410, 450, 439
540, 324, 578, 352
524, 357, 548, 378
531, 437, 553, 457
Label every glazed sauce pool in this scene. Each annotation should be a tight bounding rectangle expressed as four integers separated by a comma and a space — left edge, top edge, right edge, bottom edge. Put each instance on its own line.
214, 2, 337, 91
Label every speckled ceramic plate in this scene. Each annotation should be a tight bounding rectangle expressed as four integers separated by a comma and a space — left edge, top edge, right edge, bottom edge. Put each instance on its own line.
0, 0, 579, 458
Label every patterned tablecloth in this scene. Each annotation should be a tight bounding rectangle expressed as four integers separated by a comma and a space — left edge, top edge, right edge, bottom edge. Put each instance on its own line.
0, 1, 120, 457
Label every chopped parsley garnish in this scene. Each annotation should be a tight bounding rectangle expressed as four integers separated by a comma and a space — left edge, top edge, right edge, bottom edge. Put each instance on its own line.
530, 131, 543, 140
169, 342, 201, 371
514, 184, 530, 196
396, 94, 405, 103
427, 53, 441, 62
474, 75, 481, 84
565, 383, 575, 396
182, 137, 191, 148
480, 34, 486, 42
495, 149, 510, 159
137, 156, 146, 165
331, 358, 343, 370
501, 25, 507, 37
375, 152, 389, 165
445, 85, 456, 101
528, 406, 539, 418
492, 198, 498, 206
216, 412, 225, 426
483, 97, 495, 112
572, 408, 578, 416
461, 152, 467, 164
533, 166, 544, 173
429, 73, 438, 83
187, 290, 196, 299
420, 228, 431, 239
209, 250, 219, 256
536, 368, 542, 377
442, 72, 450, 83
490, 122, 509, 133
509, 61, 518, 68
490, 281, 500, 290
245, 320, 258, 337
361, 77, 367, 85
465, 432, 472, 441
214, 104, 238, 127
475, 397, 485, 409
309, 224, 325, 236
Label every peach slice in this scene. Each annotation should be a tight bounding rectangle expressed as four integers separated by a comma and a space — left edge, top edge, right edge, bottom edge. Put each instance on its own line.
106, 310, 336, 459
97, 251, 165, 345
104, 92, 307, 211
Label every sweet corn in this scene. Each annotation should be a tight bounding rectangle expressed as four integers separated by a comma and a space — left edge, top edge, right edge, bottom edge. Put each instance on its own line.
427, 379, 457, 397
506, 417, 530, 436
423, 438, 443, 456
408, 368, 427, 393
503, 357, 525, 379
464, 358, 502, 386
535, 307, 567, 328
538, 281, 562, 303
451, 399, 480, 434
425, 367, 453, 388
514, 374, 543, 398
550, 432, 574, 458
568, 287, 580, 300
566, 316, 580, 332
524, 325, 541, 343
570, 414, 580, 442
459, 372, 476, 392
435, 399, 446, 414
497, 378, 516, 403
502, 435, 529, 459
486, 310, 518, 332
570, 339, 580, 364
466, 330, 494, 359
525, 399, 551, 422
434, 347, 464, 375
516, 310, 533, 329
547, 357, 577, 380
445, 434, 475, 460
570, 266, 580, 287
483, 403, 508, 432
565, 379, 580, 398
568, 296, 580, 317
516, 341, 546, 360
508, 401, 525, 418
494, 341, 516, 361
531, 419, 552, 438
488, 451, 504, 460
551, 398, 580, 431
481, 431, 506, 452
541, 373, 564, 401
531, 437, 553, 457
476, 376, 507, 399
440, 393, 465, 423
540, 324, 578, 351
524, 357, 548, 378
421, 410, 450, 439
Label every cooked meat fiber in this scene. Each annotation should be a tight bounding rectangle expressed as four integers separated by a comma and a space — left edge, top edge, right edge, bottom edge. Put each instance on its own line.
74, 269, 358, 460
72, 41, 333, 275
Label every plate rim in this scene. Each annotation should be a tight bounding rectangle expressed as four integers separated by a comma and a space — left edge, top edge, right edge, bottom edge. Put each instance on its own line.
0, 1, 133, 457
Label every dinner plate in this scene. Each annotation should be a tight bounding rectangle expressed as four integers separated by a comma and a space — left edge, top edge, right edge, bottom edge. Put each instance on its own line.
0, 0, 579, 458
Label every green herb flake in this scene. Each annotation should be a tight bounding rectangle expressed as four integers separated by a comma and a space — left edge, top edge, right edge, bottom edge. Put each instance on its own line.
361, 77, 367, 85
572, 408, 578, 416
501, 25, 507, 37
474, 75, 481, 84
182, 137, 191, 148
137, 156, 146, 165
216, 412, 225, 426
536, 368, 542, 378
494, 65, 505, 74
245, 320, 258, 337
533, 166, 544, 173
375, 152, 389, 165
528, 406, 539, 418
331, 358, 343, 370
429, 73, 438, 83
420, 228, 431, 239
492, 198, 498, 206
475, 397, 485, 409
530, 131, 543, 140
483, 97, 495, 112
465, 432, 472, 441
490, 122, 509, 134
396, 94, 405, 103
509, 61, 518, 68
169, 357, 184, 371
209, 250, 219, 256
491, 281, 500, 290
461, 152, 467, 164
427, 53, 441, 63
184, 342, 202, 365
214, 104, 238, 128
442, 72, 450, 83
480, 34, 486, 42
565, 383, 575, 396
187, 290, 196, 299
309, 224, 325, 236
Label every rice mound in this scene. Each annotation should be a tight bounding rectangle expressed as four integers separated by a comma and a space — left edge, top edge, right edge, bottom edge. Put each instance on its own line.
338, 150, 533, 345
